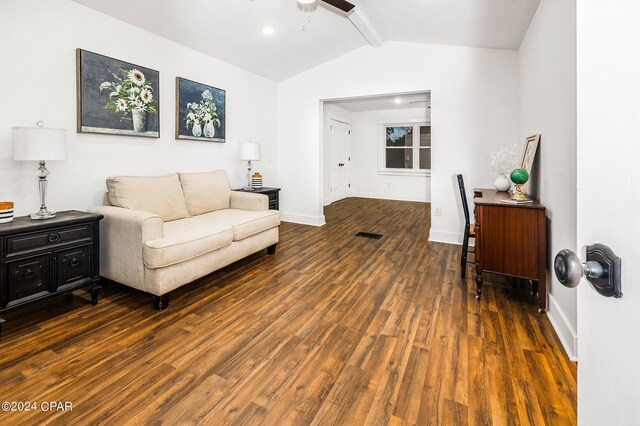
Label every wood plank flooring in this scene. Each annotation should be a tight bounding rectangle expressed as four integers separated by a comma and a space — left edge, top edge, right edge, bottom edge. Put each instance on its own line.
0, 198, 577, 425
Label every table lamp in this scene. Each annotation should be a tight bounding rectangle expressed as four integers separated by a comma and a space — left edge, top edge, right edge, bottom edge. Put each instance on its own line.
510, 168, 529, 201
13, 122, 67, 219
239, 141, 260, 190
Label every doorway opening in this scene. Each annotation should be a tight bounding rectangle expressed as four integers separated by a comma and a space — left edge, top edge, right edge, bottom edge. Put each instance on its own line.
320, 91, 431, 215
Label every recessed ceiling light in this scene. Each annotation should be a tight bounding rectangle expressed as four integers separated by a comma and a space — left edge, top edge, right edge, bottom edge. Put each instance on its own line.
297, 0, 316, 4
261, 26, 276, 36
394, 97, 402, 104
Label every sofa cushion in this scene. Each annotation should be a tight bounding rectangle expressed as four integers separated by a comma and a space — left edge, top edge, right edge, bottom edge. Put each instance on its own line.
143, 218, 233, 269
195, 209, 280, 241
179, 170, 231, 216
107, 174, 190, 221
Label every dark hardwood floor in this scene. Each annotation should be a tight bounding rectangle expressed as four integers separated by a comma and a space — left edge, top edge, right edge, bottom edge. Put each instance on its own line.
0, 198, 576, 425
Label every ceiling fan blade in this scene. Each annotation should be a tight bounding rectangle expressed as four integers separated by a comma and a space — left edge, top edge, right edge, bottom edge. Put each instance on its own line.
321, 0, 355, 13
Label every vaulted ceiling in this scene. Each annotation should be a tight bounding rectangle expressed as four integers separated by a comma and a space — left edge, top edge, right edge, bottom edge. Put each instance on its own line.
72, 0, 541, 81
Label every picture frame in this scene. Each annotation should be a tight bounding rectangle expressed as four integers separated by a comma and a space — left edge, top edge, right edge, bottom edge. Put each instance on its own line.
175, 77, 226, 142
76, 49, 160, 138
519, 133, 540, 175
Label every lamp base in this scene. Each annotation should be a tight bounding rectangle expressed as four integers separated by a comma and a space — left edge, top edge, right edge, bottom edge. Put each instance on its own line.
244, 160, 254, 191
511, 184, 529, 201
30, 208, 56, 220
30, 161, 56, 220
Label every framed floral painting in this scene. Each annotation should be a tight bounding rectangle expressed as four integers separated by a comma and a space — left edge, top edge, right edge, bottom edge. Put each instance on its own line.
175, 77, 226, 142
76, 49, 159, 137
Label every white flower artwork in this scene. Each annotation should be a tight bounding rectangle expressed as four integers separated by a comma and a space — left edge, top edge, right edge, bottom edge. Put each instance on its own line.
175, 77, 226, 142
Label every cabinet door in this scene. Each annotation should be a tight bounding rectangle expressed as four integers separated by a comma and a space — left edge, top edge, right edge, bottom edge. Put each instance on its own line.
479, 205, 540, 279
5, 254, 51, 307
56, 245, 92, 291
268, 192, 279, 210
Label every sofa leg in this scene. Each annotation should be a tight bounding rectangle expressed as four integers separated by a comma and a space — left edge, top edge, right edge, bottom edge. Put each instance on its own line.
152, 293, 170, 311
267, 243, 277, 255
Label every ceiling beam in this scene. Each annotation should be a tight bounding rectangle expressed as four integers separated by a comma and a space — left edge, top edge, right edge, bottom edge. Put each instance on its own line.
347, 9, 383, 47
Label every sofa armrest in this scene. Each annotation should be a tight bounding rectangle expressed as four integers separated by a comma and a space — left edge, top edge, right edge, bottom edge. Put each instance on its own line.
230, 191, 268, 211
93, 206, 164, 291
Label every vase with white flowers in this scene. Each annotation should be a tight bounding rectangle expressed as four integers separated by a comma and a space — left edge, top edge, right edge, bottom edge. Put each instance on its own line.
100, 68, 157, 132
185, 90, 221, 138
490, 145, 519, 191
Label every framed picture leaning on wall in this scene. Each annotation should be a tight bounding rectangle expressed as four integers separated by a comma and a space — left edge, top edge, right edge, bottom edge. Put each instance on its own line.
520, 133, 540, 175
175, 77, 226, 142
76, 49, 159, 138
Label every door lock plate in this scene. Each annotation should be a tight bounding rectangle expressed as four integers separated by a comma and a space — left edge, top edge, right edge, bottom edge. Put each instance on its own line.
586, 244, 622, 298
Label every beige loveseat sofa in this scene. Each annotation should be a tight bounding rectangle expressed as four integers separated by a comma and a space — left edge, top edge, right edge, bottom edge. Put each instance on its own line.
94, 170, 280, 310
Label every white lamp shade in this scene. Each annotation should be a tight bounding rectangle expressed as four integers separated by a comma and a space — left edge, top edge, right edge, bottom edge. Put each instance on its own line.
13, 126, 67, 161
239, 142, 261, 161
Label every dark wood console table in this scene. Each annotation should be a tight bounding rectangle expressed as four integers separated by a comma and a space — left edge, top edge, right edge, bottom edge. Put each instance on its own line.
0, 211, 103, 337
473, 189, 547, 312
233, 187, 281, 210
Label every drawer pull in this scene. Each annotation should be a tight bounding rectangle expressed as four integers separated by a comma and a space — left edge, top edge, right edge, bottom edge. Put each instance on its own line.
48, 233, 61, 243
24, 269, 35, 280
70, 258, 80, 267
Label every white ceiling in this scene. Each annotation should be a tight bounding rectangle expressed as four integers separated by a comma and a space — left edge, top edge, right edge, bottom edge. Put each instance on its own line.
72, 0, 541, 82
327, 92, 430, 112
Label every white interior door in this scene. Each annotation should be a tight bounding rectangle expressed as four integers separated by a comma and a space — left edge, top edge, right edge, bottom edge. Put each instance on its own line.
576, 2, 640, 424
328, 119, 351, 202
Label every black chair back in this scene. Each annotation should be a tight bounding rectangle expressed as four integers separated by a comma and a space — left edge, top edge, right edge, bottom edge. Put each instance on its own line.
457, 174, 470, 226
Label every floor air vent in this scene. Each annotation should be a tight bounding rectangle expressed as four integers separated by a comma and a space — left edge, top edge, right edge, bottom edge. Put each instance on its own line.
355, 232, 383, 240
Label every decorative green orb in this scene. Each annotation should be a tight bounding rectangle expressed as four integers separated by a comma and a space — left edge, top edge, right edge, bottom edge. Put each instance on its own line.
510, 168, 529, 185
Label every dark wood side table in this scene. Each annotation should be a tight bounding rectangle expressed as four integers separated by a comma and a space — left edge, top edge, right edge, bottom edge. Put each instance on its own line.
473, 189, 547, 313
0, 210, 103, 337
233, 187, 281, 210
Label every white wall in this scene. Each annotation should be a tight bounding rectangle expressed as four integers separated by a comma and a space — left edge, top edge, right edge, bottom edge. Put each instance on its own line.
322, 103, 352, 206
277, 42, 519, 235
0, 0, 277, 217
350, 107, 431, 202
519, 0, 577, 360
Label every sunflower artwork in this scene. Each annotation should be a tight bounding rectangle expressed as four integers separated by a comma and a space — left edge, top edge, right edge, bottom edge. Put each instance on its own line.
99, 68, 156, 132
76, 49, 160, 137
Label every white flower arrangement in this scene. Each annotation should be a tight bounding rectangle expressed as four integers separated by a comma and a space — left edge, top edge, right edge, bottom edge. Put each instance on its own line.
490, 145, 519, 176
100, 68, 157, 115
185, 90, 220, 130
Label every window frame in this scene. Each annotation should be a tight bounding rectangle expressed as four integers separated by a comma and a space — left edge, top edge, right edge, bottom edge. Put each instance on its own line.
378, 120, 431, 177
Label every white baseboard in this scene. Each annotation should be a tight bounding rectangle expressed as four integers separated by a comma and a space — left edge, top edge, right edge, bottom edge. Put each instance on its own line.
281, 212, 326, 227
429, 229, 462, 245
546, 293, 578, 361
428, 229, 475, 247
350, 192, 430, 203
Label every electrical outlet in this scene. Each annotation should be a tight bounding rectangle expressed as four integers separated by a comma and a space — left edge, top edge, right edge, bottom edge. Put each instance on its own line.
434, 207, 441, 216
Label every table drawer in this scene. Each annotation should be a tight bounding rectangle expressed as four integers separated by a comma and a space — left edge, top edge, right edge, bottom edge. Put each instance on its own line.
5, 254, 51, 306
6, 225, 91, 255
57, 245, 92, 289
